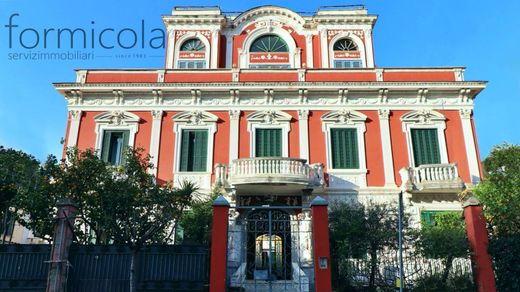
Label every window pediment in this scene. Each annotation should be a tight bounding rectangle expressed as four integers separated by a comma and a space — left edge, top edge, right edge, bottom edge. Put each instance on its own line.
172, 111, 219, 126
94, 111, 140, 126
247, 110, 292, 125
321, 110, 367, 125
401, 110, 445, 125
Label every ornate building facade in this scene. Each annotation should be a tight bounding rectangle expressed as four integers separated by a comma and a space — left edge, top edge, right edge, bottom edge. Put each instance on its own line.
54, 5, 485, 291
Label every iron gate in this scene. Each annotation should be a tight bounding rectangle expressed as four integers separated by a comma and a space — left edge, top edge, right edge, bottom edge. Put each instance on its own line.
228, 206, 313, 292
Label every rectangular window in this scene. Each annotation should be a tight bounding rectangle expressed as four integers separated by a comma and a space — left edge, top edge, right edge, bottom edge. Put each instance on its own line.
101, 130, 130, 165
411, 128, 441, 166
179, 129, 208, 172
334, 60, 362, 68
177, 60, 206, 69
421, 210, 459, 227
330, 128, 359, 169
255, 129, 282, 157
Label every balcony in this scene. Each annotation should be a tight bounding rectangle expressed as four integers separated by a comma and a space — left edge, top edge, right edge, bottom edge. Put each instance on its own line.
215, 157, 323, 194
399, 163, 465, 194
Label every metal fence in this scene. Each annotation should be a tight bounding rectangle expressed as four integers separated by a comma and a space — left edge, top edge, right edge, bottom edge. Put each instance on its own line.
0, 244, 209, 292
0, 244, 50, 292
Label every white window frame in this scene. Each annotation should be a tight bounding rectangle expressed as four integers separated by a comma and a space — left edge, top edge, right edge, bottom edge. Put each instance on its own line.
94, 111, 140, 157
173, 32, 210, 69
172, 111, 218, 174
401, 110, 449, 166
321, 110, 367, 174
239, 27, 300, 69
247, 110, 292, 157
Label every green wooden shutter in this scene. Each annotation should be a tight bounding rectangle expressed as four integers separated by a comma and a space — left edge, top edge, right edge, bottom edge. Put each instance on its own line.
193, 130, 208, 172
179, 130, 208, 172
331, 128, 359, 169
120, 130, 130, 164
255, 129, 282, 157
101, 131, 112, 162
411, 129, 441, 166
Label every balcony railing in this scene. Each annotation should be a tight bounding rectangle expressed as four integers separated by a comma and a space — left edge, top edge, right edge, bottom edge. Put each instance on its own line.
399, 163, 465, 193
215, 157, 324, 188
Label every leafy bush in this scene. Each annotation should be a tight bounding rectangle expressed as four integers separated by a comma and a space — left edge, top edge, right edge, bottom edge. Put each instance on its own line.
413, 273, 474, 292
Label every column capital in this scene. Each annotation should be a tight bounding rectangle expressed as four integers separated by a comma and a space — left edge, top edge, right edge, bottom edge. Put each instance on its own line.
378, 109, 390, 120
460, 108, 473, 119
151, 110, 164, 120
229, 109, 241, 120
69, 110, 82, 121
298, 109, 310, 120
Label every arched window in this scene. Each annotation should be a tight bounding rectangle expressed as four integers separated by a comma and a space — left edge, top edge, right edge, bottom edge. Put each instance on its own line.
332, 38, 363, 68
248, 34, 290, 69
177, 38, 207, 69
250, 35, 288, 52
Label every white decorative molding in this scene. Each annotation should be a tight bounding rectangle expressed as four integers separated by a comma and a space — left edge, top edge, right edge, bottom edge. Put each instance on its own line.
363, 28, 375, 68
229, 109, 241, 161
149, 110, 163, 176
378, 109, 395, 187
459, 109, 480, 184
298, 109, 310, 161
321, 109, 368, 189
210, 29, 220, 68
305, 34, 314, 68
66, 110, 82, 148
401, 110, 448, 166
94, 111, 141, 153
172, 111, 218, 183
247, 110, 292, 157
319, 29, 329, 68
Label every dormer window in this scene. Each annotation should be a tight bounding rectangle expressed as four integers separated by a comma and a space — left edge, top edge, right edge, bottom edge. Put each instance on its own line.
178, 38, 207, 69
332, 38, 362, 68
248, 34, 290, 69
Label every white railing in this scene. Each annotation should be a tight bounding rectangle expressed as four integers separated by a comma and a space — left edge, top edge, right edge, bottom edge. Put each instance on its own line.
400, 163, 464, 193
215, 157, 323, 187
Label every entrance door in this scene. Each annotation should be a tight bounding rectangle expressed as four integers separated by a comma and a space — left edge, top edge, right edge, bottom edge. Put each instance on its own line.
246, 209, 292, 281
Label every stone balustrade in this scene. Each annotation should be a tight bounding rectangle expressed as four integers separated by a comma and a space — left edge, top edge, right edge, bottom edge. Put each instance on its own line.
215, 157, 323, 188
399, 163, 465, 193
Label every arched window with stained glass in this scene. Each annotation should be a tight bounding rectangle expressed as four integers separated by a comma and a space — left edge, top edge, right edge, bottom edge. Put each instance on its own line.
332, 38, 363, 68
249, 34, 290, 69
177, 38, 207, 69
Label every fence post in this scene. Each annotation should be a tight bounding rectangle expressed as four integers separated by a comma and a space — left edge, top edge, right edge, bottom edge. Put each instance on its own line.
209, 196, 229, 292
46, 198, 77, 292
459, 190, 496, 292
310, 196, 332, 292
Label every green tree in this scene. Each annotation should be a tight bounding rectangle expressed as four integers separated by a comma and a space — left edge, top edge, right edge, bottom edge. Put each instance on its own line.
175, 189, 219, 245
417, 212, 469, 284
473, 143, 520, 291
0, 146, 40, 243
329, 201, 401, 291
13, 147, 198, 245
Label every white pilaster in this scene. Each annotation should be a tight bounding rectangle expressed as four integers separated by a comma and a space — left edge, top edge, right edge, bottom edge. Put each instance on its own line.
305, 35, 314, 68
165, 28, 176, 69
298, 110, 309, 161
210, 29, 220, 68
149, 110, 163, 176
66, 110, 82, 148
225, 34, 233, 68
363, 28, 375, 68
319, 29, 329, 68
378, 109, 396, 187
229, 110, 241, 161
460, 109, 481, 184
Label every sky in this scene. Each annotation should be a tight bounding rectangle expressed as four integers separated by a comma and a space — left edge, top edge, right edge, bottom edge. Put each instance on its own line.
0, 0, 518, 161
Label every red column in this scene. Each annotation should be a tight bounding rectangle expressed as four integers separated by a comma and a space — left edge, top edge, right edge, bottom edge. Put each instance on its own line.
209, 196, 230, 292
46, 199, 77, 292
460, 192, 496, 292
310, 196, 332, 292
